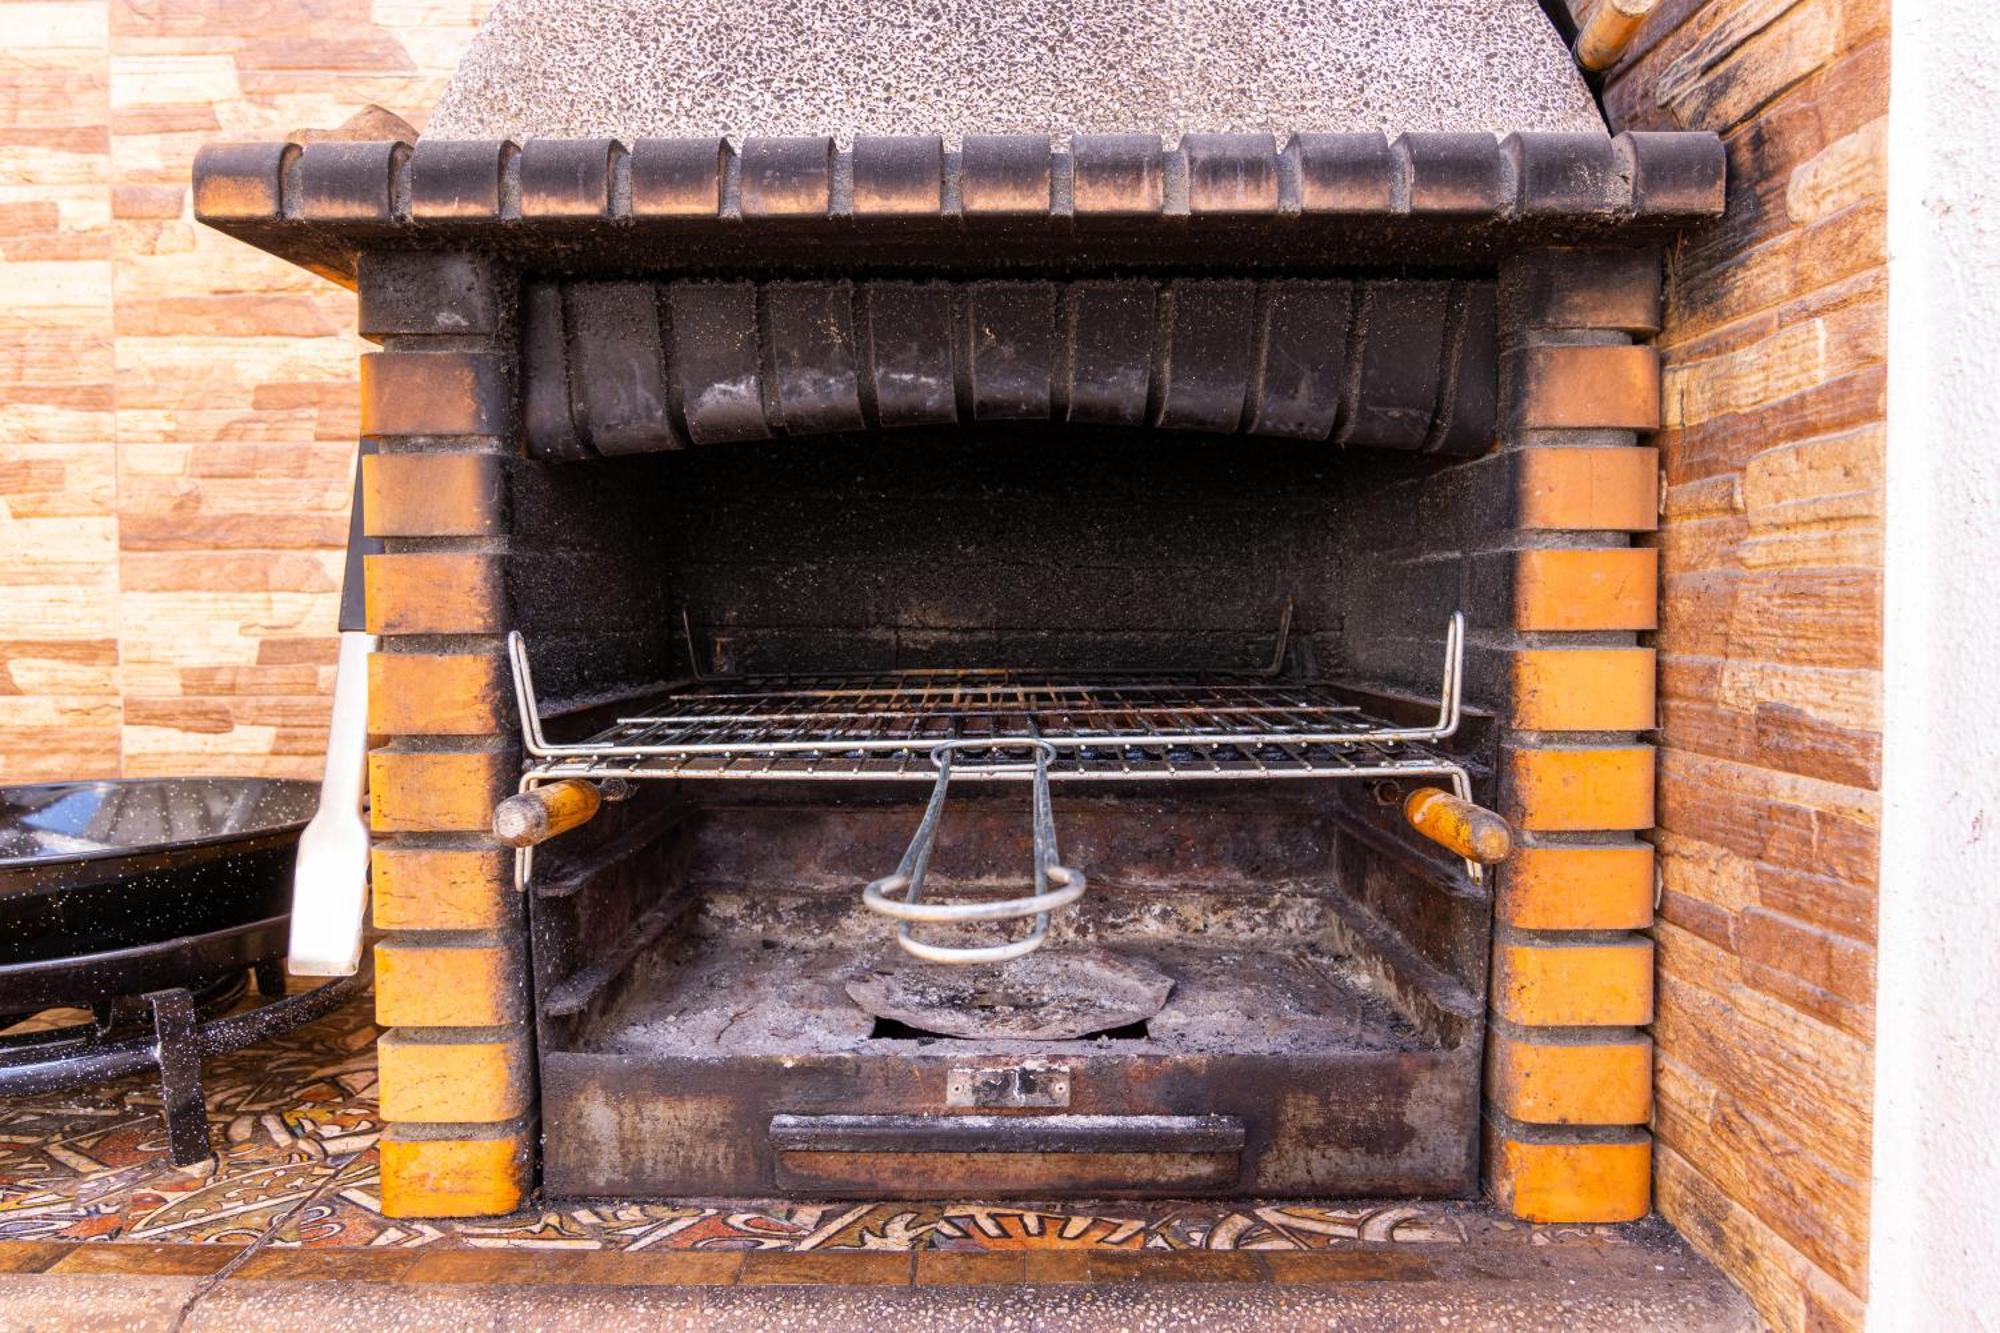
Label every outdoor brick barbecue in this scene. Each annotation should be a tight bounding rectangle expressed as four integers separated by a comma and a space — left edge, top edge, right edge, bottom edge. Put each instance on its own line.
186, 0, 1724, 1223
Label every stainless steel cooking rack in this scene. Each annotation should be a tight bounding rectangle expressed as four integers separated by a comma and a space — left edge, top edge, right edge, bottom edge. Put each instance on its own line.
503, 613, 1488, 955
508, 614, 1469, 784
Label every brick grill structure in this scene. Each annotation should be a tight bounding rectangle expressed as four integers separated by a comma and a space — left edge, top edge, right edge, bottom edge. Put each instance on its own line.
188, 128, 1723, 1220
350, 261, 531, 1215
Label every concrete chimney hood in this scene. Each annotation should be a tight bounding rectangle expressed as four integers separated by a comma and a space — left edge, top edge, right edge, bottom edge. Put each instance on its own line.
424, 0, 1608, 145
191, 0, 1722, 284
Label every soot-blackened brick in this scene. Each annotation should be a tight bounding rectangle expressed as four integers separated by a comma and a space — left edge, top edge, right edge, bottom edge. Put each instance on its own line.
629, 138, 725, 216
1401, 133, 1507, 214
767, 282, 866, 435
1511, 133, 1624, 215
518, 138, 615, 217
1436, 283, 1499, 455
669, 283, 771, 444
1064, 281, 1156, 427
1184, 133, 1279, 214
961, 135, 1052, 215
358, 253, 498, 341
1626, 131, 1729, 216
1503, 248, 1662, 335
191, 141, 292, 221
863, 284, 958, 427
1293, 133, 1396, 214
522, 282, 590, 461
297, 140, 403, 221
407, 139, 510, 219
1249, 280, 1350, 441
740, 137, 833, 217
1158, 281, 1257, 432
852, 136, 943, 217
567, 282, 679, 454
1348, 282, 1450, 449
1072, 135, 1164, 215
967, 282, 1058, 420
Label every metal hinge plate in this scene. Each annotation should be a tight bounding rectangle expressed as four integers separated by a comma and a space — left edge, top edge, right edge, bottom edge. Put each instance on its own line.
946, 1062, 1072, 1109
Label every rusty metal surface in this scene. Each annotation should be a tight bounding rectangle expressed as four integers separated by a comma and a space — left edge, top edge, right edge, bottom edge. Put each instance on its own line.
845, 948, 1172, 1041
541, 873, 1481, 1198
541, 1041, 1478, 1199
771, 1149, 1242, 1197
767, 1113, 1244, 1154
945, 1062, 1071, 1108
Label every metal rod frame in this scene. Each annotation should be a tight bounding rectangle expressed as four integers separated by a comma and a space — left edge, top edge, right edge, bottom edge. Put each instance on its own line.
506, 615, 1486, 897
860, 740, 1089, 964
509, 613, 1466, 769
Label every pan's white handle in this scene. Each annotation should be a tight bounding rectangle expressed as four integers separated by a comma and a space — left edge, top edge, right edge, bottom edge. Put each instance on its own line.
286, 630, 377, 976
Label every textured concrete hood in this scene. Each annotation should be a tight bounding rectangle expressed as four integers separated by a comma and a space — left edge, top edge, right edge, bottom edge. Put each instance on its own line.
425, 0, 1606, 144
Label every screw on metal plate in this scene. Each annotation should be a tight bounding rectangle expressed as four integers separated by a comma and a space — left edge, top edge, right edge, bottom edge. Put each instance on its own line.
946, 1062, 1072, 1109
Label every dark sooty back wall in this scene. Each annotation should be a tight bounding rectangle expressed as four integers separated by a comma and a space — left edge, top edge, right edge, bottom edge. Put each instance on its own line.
641, 426, 1455, 677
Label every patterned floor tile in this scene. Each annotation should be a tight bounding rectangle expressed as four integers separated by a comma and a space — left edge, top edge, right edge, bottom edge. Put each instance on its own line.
1, 982, 1628, 1257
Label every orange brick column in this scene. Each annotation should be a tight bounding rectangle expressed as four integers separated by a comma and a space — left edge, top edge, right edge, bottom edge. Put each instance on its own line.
356, 251, 532, 1217
1484, 249, 1663, 1223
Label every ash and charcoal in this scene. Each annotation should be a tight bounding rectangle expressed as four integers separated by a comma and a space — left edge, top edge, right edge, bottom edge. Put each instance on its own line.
581, 926, 1426, 1060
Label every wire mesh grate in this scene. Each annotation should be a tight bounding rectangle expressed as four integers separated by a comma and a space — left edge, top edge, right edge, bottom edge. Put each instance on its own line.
507, 616, 1472, 784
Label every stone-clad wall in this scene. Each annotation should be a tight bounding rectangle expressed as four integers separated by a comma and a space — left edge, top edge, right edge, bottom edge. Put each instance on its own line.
1574, 0, 1887, 1327
0, 0, 490, 782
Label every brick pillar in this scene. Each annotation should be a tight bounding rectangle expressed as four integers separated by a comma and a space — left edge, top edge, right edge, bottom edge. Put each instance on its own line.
1484, 249, 1664, 1223
355, 252, 532, 1217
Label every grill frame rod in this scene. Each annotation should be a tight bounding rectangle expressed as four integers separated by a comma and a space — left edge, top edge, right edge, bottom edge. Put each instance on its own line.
508, 614, 1468, 776
502, 614, 1497, 896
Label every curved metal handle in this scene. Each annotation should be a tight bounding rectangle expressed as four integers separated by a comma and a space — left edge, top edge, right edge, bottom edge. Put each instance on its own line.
861, 740, 1087, 964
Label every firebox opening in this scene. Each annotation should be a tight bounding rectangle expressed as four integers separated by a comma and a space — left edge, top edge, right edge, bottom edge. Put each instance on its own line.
517, 417, 1503, 1201
528, 783, 1492, 1198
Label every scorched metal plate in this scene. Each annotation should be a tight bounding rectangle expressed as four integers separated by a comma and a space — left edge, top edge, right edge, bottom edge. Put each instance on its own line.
844, 947, 1173, 1041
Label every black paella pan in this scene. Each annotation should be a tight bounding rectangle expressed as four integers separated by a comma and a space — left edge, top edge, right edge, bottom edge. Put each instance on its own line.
0, 777, 365, 1164
1, 778, 314, 985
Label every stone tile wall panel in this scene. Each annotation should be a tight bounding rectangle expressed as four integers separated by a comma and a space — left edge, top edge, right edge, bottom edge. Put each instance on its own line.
0, 0, 491, 781
1576, 0, 1885, 1327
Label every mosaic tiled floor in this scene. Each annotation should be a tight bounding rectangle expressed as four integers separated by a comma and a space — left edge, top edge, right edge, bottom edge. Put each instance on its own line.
2, 982, 1640, 1258
0, 983, 1759, 1329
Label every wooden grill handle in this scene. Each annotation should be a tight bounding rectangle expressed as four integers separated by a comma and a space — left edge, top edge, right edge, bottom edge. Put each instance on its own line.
1403, 787, 1513, 865
1574, 0, 1657, 72
493, 779, 602, 848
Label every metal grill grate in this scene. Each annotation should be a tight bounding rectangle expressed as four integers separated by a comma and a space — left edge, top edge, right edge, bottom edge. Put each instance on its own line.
507, 615, 1472, 786
503, 614, 1492, 903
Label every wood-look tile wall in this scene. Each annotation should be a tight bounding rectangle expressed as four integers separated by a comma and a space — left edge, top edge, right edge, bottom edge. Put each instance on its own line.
1575, 0, 1886, 1328
0, 0, 490, 782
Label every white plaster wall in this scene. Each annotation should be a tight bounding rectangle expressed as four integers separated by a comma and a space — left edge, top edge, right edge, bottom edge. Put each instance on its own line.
1869, 0, 2000, 1326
